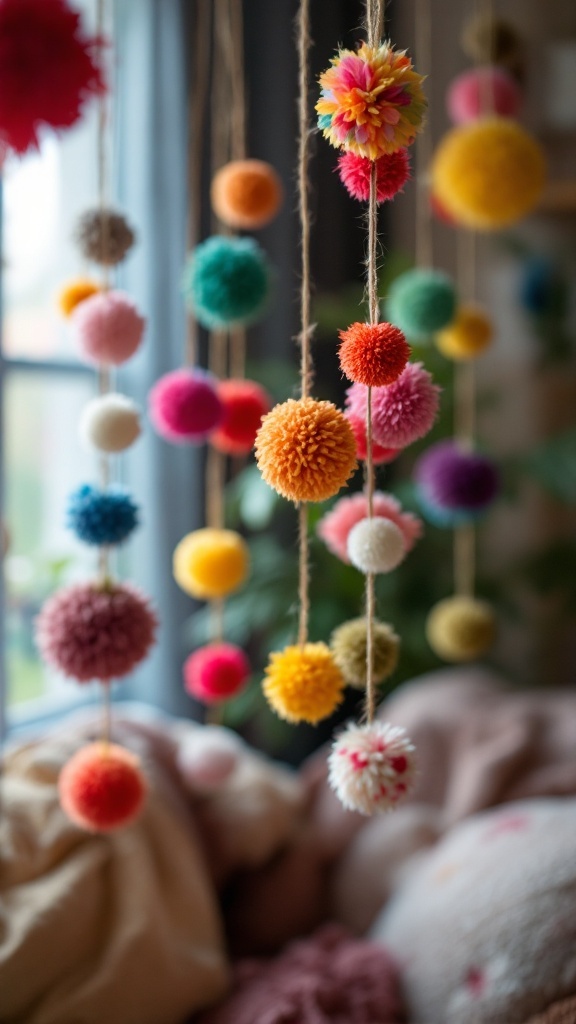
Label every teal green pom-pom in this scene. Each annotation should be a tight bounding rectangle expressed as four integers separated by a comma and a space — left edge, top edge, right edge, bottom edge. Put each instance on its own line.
184, 236, 272, 329
386, 269, 457, 341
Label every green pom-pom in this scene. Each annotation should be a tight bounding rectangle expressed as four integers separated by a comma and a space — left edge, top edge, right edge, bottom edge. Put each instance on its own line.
184, 235, 272, 329
330, 617, 400, 688
386, 269, 457, 340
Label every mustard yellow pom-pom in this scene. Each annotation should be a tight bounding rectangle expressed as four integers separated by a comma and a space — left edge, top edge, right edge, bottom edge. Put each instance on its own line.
58, 277, 102, 318
426, 595, 496, 662
173, 528, 249, 600
431, 118, 545, 231
330, 617, 400, 689
263, 642, 345, 724
435, 304, 494, 361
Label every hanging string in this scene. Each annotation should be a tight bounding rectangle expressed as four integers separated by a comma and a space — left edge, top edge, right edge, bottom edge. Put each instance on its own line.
185, 0, 211, 367
227, 0, 248, 376
414, 0, 433, 268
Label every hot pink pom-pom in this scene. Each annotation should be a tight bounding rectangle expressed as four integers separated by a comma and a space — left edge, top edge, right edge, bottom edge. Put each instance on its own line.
346, 362, 440, 449
328, 721, 416, 815
184, 642, 250, 704
148, 368, 223, 443
317, 491, 422, 564
36, 581, 157, 682
345, 413, 400, 465
337, 150, 411, 203
72, 290, 146, 366
447, 66, 522, 125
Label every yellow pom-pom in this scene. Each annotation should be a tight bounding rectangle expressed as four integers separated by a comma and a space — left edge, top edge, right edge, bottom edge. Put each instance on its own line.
263, 642, 344, 724
173, 528, 249, 600
58, 277, 101, 318
431, 118, 545, 231
435, 304, 494, 361
330, 617, 400, 689
426, 595, 496, 662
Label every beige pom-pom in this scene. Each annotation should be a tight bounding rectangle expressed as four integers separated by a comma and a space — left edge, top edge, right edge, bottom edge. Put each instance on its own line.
79, 394, 142, 453
330, 617, 400, 688
426, 595, 496, 662
347, 517, 406, 574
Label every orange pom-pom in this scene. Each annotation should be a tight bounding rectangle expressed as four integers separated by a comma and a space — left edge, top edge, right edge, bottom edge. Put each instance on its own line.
211, 159, 283, 230
59, 742, 147, 832
58, 277, 101, 317
338, 322, 410, 387
255, 397, 357, 503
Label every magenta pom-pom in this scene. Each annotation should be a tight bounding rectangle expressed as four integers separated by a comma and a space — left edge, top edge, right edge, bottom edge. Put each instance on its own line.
346, 362, 440, 449
414, 439, 500, 512
447, 66, 522, 125
337, 151, 411, 203
72, 290, 146, 367
184, 642, 250, 704
148, 367, 223, 443
318, 491, 422, 565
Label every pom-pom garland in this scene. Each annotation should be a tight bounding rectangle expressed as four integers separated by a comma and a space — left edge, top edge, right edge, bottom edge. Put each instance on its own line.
59, 742, 146, 832
330, 617, 400, 688
173, 528, 249, 600
337, 150, 411, 203
426, 595, 496, 662
255, 398, 357, 503
148, 368, 223, 444
263, 642, 344, 724
435, 304, 494, 360
66, 483, 139, 547
36, 581, 157, 682
317, 490, 422, 564
345, 363, 440, 449
345, 414, 400, 465
211, 379, 271, 455
184, 642, 250, 705
338, 322, 410, 387
211, 159, 283, 230
347, 517, 406, 575
386, 269, 457, 340
75, 208, 136, 266
446, 66, 522, 125
328, 721, 416, 815
414, 440, 500, 512
185, 235, 272, 330
58, 277, 101, 318
79, 393, 142, 453
72, 290, 146, 367
316, 42, 427, 159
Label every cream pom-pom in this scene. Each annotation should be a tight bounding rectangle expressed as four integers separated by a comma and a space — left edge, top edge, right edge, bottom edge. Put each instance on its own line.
347, 518, 406, 574
328, 720, 416, 815
79, 393, 142, 453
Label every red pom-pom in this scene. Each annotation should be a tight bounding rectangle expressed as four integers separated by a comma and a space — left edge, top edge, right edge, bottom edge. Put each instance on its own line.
0, 0, 106, 155
148, 368, 223, 443
429, 191, 458, 225
59, 742, 146, 832
211, 379, 271, 455
337, 151, 411, 203
184, 643, 250, 705
339, 322, 410, 387
345, 414, 400, 465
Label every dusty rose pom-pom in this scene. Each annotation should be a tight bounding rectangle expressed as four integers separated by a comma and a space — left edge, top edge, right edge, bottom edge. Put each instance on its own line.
184, 642, 250, 705
345, 413, 400, 465
317, 490, 422, 564
328, 721, 416, 815
337, 150, 411, 203
148, 368, 223, 443
346, 362, 440, 449
72, 290, 146, 367
36, 581, 157, 682
447, 66, 522, 125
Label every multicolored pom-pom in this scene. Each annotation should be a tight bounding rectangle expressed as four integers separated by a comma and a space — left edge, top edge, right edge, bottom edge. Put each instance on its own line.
72, 290, 146, 367
66, 484, 139, 546
435, 304, 494, 360
211, 159, 283, 230
263, 642, 345, 724
75, 208, 136, 266
148, 368, 223, 443
338, 322, 410, 387
345, 414, 400, 465
386, 269, 457, 340
79, 393, 142, 453
59, 742, 147, 832
184, 235, 272, 330
414, 440, 500, 513
346, 363, 440, 449
446, 66, 522, 125
211, 379, 271, 455
330, 617, 400, 688
337, 150, 411, 203
317, 491, 422, 564
347, 518, 406, 575
58, 277, 101, 318
173, 528, 249, 600
426, 595, 496, 662
184, 642, 250, 704
328, 721, 416, 815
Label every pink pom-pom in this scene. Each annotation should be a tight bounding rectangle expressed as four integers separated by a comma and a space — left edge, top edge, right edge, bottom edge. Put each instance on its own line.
72, 290, 146, 366
148, 368, 223, 443
36, 581, 157, 682
328, 721, 416, 815
184, 642, 250, 705
59, 742, 146, 832
345, 413, 400, 465
447, 66, 522, 125
317, 491, 422, 564
337, 150, 411, 203
345, 362, 440, 449
177, 729, 242, 793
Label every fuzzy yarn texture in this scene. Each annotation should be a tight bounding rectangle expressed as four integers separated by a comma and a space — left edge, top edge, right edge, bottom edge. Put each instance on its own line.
185, 236, 271, 330
347, 517, 406, 575
66, 484, 139, 547
317, 490, 422, 564
447, 66, 522, 124
173, 528, 249, 600
330, 617, 400, 688
346, 362, 440, 449
338, 321, 410, 387
211, 379, 271, 455
59, 742, 147, 832
255, 398, 357, 503
184, 643, 250, 705
328, 721, 416, 815
345, 414, 400, 465
0, 0, 105, 155
58, 277, 101, 317
36, 581, 157, 682
386, 269, 457, 340
263, 642, 344, 724
148, 368, 223, 444
211, 159, 283, 230
435, 303, 493, 360
431, 118, 546, 231
426, 595, 496, 662
317, 42, 427, 159
415, 440, 500, 512
75, 208, 136, 266
72, 290, 145, 367
79, 393, 142, 453
337, 150, 411, 203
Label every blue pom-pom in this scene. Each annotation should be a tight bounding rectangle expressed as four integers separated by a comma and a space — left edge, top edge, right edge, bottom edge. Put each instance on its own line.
417, 491, 484, 529
184, 236, 272, 329
386, 269, 457, 340
519, 257, 560, 316
67, 484, 140, 546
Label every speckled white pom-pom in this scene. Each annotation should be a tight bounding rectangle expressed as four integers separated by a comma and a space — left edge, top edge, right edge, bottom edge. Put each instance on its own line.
347, 517, 406, 574
328, 720, 416, 815
79, 393, 142, 453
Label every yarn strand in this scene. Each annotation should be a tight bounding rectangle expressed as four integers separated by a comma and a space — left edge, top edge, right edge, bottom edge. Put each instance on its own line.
414, 0, 433, 268
185, 0, 210, 366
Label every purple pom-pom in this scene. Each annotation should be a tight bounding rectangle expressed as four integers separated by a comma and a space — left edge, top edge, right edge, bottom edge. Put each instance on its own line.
414, 440, 499, 512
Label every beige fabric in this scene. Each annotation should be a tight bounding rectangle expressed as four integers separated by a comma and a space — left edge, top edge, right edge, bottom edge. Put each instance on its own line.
525, 994, 576, 1024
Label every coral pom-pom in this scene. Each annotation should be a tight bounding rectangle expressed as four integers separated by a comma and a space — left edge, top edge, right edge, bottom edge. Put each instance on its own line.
148, 368, 223, 443
211, 159, 283, 230
263, 642, 344, 724
185, 236, 272, 330
75, 208, 136, 266
387, 269, 457, 340
79, 393, 142, 453
184, 643, 250, 705
337, 151, 411, 203
347, 518, 406, 574
328, 721, 416, 815
211, 379, 271, 455
447, 66, 522, 125
317, 491, 422, 564
330, 618, 400, 688
173, 528, 249, 600
36, 581, 157, 682
426, 595, 496, 662
338, 322, 410, 387
345, 414, 400, 466
59, 742, 146, 832
435, 304, 493, 360
58, 277, 101, 318
346, 363, 440, 449
66, 484, 139, 546
72, 291, 146, 367
256, 398, 357, 503
415, 440, 500, 512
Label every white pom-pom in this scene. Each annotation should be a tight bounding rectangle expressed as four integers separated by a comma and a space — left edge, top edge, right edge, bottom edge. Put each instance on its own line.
328, 720, 416, 815
347, 517, 406, 574
79, 393, 142, 453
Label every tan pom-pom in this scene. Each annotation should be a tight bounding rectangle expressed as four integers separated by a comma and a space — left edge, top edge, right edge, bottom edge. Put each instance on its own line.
330, 617, 400, 688
426, 595, 496, 662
